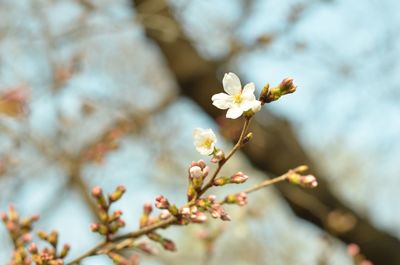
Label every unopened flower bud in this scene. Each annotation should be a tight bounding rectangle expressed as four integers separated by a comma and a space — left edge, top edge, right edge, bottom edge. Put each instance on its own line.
287, 172, 318, 188
224, 192, 248, 206
90, 223, 99, 232
191, 211, 208, 223
143, 203, 153, 216
235, 192, 248, 206
109, 185, 126, 202
230, 172, 249, 184
188, 160, 209, 178
242, 132, 253, 145
211, 149, 225, 163
22, 233, 33, 243
279, 77, 297, 95
92, 186, 108, 208
162, 239, 176, 251
110, 219, 125, 233
180, 207, 191, 219
213, 176, 229, 186
48, 230, 58, 247
259, 83, 270, 105
189, 166, 203, 179
60, 244, 70, 259
347, 243, 360, 256
28, 243, 38, 254
91, 186, 102, 198
155, 195, 170, 209
37, 230, 48, 240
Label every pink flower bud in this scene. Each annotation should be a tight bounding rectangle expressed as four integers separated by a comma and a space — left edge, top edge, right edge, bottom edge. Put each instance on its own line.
287, 172, 318, 189
162, 239, 176, 251
236, 192, 248, 206
28, 242, 38, 253
230, 172, 249, 184
155, 195, 170, 209
189, 166, 203, 179
347, 243, 360, 256
300, 175, 318, 188
211, 149, 225, 163
189, 160, 209, 178
191, 211, 208, 223
143, 203, 153, 215
22, 233, 33, 243
91, 186, 102, 198
90, 223, 99, 232
180, 207, 191, 219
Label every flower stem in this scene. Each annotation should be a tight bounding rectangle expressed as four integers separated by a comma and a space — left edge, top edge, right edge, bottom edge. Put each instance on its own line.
66, 217, 176, 265
197, 117, 251, 197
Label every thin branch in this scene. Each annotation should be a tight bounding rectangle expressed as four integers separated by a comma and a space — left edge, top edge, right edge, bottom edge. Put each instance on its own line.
197, 117, 251, 197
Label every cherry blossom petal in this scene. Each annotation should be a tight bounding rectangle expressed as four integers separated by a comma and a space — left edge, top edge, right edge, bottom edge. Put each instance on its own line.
251, 100, 262, 113
226, 107, 243, 119
211, 93, 232, 109
241, 82, 256, 100
222, 72, 241, 95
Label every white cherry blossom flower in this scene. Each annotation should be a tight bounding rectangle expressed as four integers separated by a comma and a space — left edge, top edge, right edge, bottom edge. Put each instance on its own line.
193, 128, 217, 155
212, 72, 261, 119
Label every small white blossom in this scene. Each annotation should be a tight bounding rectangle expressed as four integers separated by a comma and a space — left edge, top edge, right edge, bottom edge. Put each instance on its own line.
212, 72, 261, 119
189, 166, 203, 179
193, 128, 217, 155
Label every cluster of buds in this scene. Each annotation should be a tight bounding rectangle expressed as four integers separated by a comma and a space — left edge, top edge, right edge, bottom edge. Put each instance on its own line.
187, 160, 209, 201
259, 77, 297, 104
1, 205, 38, 247
213, 171, 249, 186
139, 203, 176, 252
29, 230, 70, 265
347, 243, 373, 265
223, 192, 248, 206
108, 252, 139, 265
197, 195, 231, 220
90, 186, 126, 239
180, 195, 231, 224
154, 195, 178, 217
180, 206, 208, 224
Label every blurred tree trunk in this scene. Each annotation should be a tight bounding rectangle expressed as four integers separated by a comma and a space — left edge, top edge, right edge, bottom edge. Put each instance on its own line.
131, 0, 400, 264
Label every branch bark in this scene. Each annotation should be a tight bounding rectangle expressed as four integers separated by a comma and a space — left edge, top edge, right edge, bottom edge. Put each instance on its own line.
131, 0, 400, 264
